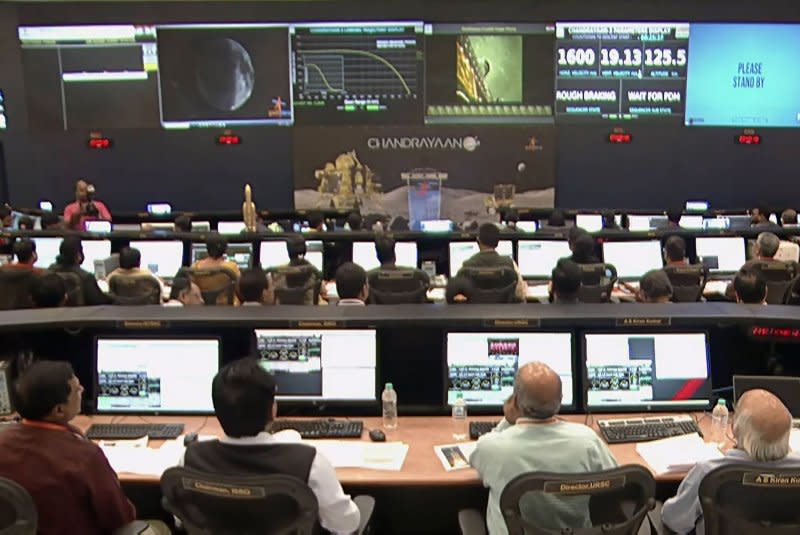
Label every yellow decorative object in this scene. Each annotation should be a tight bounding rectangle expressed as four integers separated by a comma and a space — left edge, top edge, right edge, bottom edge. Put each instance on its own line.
242, 184, 257, 232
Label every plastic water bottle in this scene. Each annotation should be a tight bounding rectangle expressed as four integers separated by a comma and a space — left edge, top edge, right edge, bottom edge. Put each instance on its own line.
381, 383, 398, 429
452, 393, 468, 441
711, 398, 729, 448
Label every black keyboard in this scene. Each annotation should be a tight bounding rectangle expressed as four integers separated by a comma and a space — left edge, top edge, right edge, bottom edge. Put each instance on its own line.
86, 423, 185, 440
469, 420, 500, 440
597, 415, 700, 444
270, 419, 363, 439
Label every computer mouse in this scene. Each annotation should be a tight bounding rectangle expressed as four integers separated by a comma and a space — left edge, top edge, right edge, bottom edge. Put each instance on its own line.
183, 432, 198, 446
368, 429, 386, 442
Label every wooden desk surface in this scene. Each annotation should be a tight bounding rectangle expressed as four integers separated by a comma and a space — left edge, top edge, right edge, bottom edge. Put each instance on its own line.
75, 413, 713, 486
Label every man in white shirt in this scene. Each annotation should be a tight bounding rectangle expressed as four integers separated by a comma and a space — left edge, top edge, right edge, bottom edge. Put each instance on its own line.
335, 262, 368, 306
181, 358, 365, 534
661, 389, 800, 534
470, 362, 618, 535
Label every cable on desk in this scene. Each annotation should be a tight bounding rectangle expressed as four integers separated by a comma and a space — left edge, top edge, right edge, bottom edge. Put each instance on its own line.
191, 416, 209, 435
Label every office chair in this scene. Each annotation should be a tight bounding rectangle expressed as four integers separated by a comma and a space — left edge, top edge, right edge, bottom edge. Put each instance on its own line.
578, 263, 617, 303
0, 270, 37, 310
272, 265, 320, 305
750, 261, 796, 304
367, 269, 429, 304
188, 268, 237, 305
0, 477, 36, 535
663, 264, 708, 302
161, 467, 374, 535
51, 271, 85, 306
459, 465, 656, 535
108, 274, 161, 305
698, 463, 800, 535
458, 266, 519, 304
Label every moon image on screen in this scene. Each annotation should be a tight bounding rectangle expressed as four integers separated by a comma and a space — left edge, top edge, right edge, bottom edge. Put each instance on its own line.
195, 37, 255, 112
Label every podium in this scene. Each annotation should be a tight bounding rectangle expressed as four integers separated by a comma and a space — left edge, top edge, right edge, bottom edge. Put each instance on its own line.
401, 170, 448, 231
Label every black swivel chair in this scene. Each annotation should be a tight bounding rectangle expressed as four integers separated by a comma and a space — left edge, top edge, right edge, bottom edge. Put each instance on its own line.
272, 265, 320, 305
52, 271, 85, 306
459, 465, 656, 535
663, 264, 708, 302
698, 463, 800, 535
458, 266, 519, 304
0, 477, 36, 535
0, 270, 37, 310
749, 261, 797, 304
367, 269, 429, 304
578, 263, 618, 303
161, 467, 374, 535
188, 268, 237, 305
108, 274, 162, 305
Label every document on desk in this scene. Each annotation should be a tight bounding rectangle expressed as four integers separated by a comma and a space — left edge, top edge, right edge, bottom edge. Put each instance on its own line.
100, 438, 185, 476
635, 433, 722, 475
434, 442, 478, 471
308, 441, 409, 471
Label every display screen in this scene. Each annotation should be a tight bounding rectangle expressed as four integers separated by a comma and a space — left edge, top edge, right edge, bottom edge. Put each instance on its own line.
259, 240, 290, 269
517, 240, 571, 279
291, 22, 424, 125
694, 236, 746, 273
448, 240, 513, 277
255, 329, 376, 401
425, 23, 554, 124
352, 241, 418, 271
31, 237, 61, 269
601, 240, 663, 279
585, 332, 710, 410
0, 90, 6, 129
685, 24, 800, 128
80, 239, 112, 273
95, 338, 219, 413
555, 22, 689, 122
447, 332, 574, 407
157, 24, 292, 128
128, 240, 184, 279
192, 242, 252, 270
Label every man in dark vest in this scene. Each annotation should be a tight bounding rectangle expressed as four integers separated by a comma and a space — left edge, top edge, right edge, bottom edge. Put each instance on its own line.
457, 223, 526, 301
182, 358, 362, 533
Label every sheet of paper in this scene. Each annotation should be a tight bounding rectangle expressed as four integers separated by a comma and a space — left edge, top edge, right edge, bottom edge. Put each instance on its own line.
434, 442, 478, 471
308, 441, 408, 471
635, 433, 723, 475
101, 438, 185, 476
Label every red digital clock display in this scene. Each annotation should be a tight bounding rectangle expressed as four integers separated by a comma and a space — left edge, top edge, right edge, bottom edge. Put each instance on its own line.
749, 326, 800, 341
736, 134, 761, 145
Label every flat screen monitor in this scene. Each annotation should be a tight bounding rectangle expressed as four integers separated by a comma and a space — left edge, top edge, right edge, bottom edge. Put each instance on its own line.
85, 220, 112, 233
80, 239, 112, 273
679, 215, 704, 229
191, 221, 211, 232
192, 242, 252, 270
352, 241, 418, 271
217, 221, 247, 235
306, 240, 324, 272
601, 240, 663, 279
517, 240, 571, 279
584, 332, 711, 411
515, 221, 538, 233
259, 241, 290, 269
695, 237, 745, 273
448, 240, 513, 277
255, 329, 377, 402
446, 332, 574, 408
626, 215, 668, 232
575, 214, 603, 233
420, 220, 454, 233
703, 217, 730, 231
128, 240, 184, 279
95, 337, 220, 414
32, 237, 61, 268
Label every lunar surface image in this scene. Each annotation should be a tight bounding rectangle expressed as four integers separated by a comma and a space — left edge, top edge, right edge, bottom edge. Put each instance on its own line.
195, 37, 255, 111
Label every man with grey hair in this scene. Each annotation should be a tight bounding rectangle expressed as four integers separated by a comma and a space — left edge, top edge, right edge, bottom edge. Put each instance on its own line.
661, 389, 800, 534
469, 362, 617, 534
726, 232, 783, 300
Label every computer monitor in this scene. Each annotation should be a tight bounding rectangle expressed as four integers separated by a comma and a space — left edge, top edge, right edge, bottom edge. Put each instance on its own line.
259, 241, 290, 269
679, 215, 704, 230
517, 240, 571, 279
575, 214, 603, 233
217, 221, 246, 234
191, 221, 211, 232
584, 332, 711, 411
85, 220, 112, 233
446, 332, 574, 409
420, 220, 454, 233
192, 242, 252, 270
94, 337, 219, 414
625, 215, 653, 232
305, 241, 324, 272
352, 241, 418, 271
703, 217, 730, 231
695, 237, 746, 273
515, 221, 538, 233
80, 239, 112, 274
128, 240, 184, 279
255, 329, 377, 402
448, 240, 513, 277
32, 237, 61, 268
601, 240, 663, 280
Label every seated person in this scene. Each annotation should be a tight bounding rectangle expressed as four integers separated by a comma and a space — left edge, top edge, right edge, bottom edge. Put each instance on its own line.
666, 207, 682, 229
174, 214, 193, 233
181, 358, 362, 534
570, 232, 600, 265
545, 208, 566, 228
346, 211, 363, 231
637, 269, 673, 303
191, 233, 241, 279
286, 234, 323, 279
733, 268, 767, 304
781, 208, 798, 228
30, 272, 68, 308
458, 223, 525, 301
0, 361, 137, 534
0, 206, 12, 230
4, 238, 41, 271
663, 235, 688, 266
750, 206, 779, 228
371, 235, 430, 285
550, 258, 581, 304
470, 362, 617, 534
163, 276, 204, 306
602, 210, 620, 230
744, 232, 782, 267
661, 389, 800, 534
106, 246, 164, 295
48, 236, 111, 306
237, 268, 273, 306
40, 212, 62, 230
335, 262, 368, 306
17, 216, 35, 230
